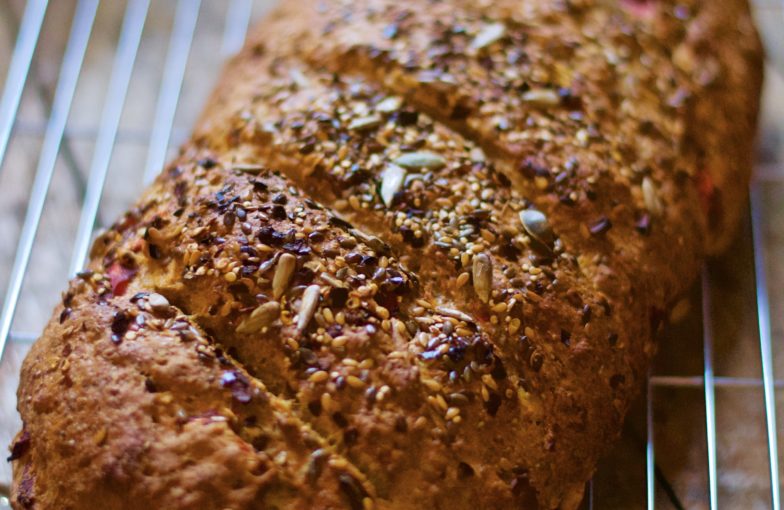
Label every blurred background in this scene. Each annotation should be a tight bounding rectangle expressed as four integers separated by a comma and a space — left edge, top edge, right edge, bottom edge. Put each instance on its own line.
0, 1, 781, 508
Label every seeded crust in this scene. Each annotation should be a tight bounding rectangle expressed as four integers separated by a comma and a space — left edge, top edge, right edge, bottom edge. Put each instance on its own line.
11, 1, 762, 509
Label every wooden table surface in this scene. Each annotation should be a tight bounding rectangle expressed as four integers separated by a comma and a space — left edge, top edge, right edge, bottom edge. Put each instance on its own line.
0, 1, 781, 507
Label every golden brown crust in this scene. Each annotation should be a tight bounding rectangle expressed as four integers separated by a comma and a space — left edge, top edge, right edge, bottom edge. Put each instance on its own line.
12, 274, 374, 510
12, 1, 762, 509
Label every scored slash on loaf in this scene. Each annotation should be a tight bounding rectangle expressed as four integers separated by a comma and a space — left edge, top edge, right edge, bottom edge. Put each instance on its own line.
11, 1, 762, 509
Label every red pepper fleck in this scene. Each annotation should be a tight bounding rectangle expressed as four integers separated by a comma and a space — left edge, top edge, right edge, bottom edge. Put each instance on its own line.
695, 168, 723, 229
130, 238, 145, 253
108, 262, 136, 297
113, 212, 139, 233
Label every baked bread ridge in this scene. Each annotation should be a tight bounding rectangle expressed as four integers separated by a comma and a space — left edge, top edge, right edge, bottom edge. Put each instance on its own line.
11, 1, 762, 509
227, 0, 762, 256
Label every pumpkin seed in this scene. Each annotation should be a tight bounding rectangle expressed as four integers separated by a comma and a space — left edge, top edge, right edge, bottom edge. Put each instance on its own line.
147, 293, 170, 313
522, 89, 560, 107
297, 285, 321, 331
236, 301, 281, 334
273, 253, 297, 298
379, 164, 406, 207
520, 209, 554, 246
472, 253, 492, 303
348, 114, 382, 132
470, 22, 506, 50
375, 96, 402, 113
393, 152, 446, 170
641, 177, 662, 216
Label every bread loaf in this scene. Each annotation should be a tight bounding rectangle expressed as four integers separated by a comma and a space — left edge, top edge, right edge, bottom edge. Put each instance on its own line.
11, 1, 762, 508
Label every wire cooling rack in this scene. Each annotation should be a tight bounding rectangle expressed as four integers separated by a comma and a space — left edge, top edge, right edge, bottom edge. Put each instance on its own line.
0, 1, 780, 508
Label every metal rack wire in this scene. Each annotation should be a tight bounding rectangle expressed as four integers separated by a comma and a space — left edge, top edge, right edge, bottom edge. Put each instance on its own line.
0, 1, 780, 508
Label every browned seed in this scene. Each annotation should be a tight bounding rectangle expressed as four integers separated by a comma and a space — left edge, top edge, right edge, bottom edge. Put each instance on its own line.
273, 253, 297, 298
435, 306, 474, 324
522, 89, 560, 107
234, 163, 264, 174
236, 301, 281, 334
669, 298, 691, 323
481, 374, 498, 391
642, 177, 662, 216
346, 375, 365, 389
492, 302, 507, 314
309, 370, 329, 383
472, 253, 492, 303
508, 318, 521, 335
297, 285, 321, 331
147, 225, 181, 243
319, 272, 344, 289
422, 378, 443, 392
350, 229, 388, 254
92, 427, 108, 445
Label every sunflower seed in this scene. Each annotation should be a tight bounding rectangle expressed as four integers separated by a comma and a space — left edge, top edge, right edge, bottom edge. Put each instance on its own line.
641, 177, 662, 216
472, 253, 492, 303
380, 164, 406, 207
319, 272, 345, 289
236, 301, 281, 334
470, 22, 506, 50
297, 285, 321, 331
520, 209, 554, 246
376, 96, 402, 113
435, 306, 475, 324
273, 253, 297, 298
348, 114, 382, 132
393, 152, 446, 170
522, 89, 560, 107
350, 229, 390, 254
